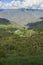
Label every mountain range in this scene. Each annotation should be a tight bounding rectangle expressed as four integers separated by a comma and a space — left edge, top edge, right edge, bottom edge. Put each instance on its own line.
0, 9, 43, 26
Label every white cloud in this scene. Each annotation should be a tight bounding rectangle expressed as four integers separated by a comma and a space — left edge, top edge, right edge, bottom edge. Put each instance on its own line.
0, 1, 3, 7
0, 0, 43, 9
22, 0, 43, 9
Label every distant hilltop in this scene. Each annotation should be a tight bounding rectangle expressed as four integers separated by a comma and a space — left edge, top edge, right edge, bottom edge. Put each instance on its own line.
0, 18, 10, 25
26, 17, 43, 27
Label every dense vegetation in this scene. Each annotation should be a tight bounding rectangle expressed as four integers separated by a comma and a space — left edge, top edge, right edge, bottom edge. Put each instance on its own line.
0, 17, 43, 65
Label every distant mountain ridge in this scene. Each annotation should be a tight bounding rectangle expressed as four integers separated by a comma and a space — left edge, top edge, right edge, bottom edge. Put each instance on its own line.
19, 8, 43, 11
0, 9, 43, 26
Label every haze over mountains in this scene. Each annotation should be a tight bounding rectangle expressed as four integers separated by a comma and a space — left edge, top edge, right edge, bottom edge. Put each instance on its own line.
0, 9, 43, 26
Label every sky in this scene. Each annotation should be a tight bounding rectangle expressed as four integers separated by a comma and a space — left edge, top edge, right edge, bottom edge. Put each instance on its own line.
0, 0, 43, 9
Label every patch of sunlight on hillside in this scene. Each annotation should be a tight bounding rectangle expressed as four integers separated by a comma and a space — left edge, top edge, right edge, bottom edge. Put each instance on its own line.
14, 30, 24, 35
14, 29, 36, 37
25, 30, 36, 37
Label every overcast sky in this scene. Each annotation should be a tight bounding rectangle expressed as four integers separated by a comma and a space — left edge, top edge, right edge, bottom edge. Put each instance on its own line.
0, 0, 43, 9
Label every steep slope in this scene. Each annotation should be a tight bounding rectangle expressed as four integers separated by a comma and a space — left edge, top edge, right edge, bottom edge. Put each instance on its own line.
0, 18, 10, 25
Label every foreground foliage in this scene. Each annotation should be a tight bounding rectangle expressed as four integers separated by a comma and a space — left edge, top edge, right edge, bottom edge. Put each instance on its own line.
0, 24, 43, 65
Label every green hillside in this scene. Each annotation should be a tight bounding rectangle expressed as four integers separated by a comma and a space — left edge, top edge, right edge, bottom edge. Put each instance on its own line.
0, 21, 43, 65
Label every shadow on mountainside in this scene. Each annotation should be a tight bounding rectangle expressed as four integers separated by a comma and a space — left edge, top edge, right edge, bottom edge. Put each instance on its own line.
26, 17, 43, 32
0, 9, 4, 12
26, 17, 43, 28
0, 18, 10, 25
26, 21, 43, 27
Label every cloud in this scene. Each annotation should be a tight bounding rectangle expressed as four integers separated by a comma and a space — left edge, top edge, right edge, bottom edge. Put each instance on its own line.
0, 0, 23, 9
0, 1, 3, 7
22, 0, 43, 9
0, 0, 43, 9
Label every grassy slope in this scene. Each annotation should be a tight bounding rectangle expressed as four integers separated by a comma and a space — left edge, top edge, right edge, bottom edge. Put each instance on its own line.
0, 24, 43, 65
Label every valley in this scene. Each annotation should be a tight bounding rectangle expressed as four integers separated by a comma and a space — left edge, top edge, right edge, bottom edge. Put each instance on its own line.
0, 9, 43, 65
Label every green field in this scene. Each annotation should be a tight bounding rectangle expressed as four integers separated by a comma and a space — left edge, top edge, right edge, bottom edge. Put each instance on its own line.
0, 23, 43, 65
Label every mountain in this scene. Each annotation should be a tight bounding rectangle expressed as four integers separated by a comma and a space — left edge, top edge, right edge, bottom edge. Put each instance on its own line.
26, 17, 43, 28
26, 20, 43, 28
0, 18, 10, 25
19, 8, 43, 11
0, 9, 43, 26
